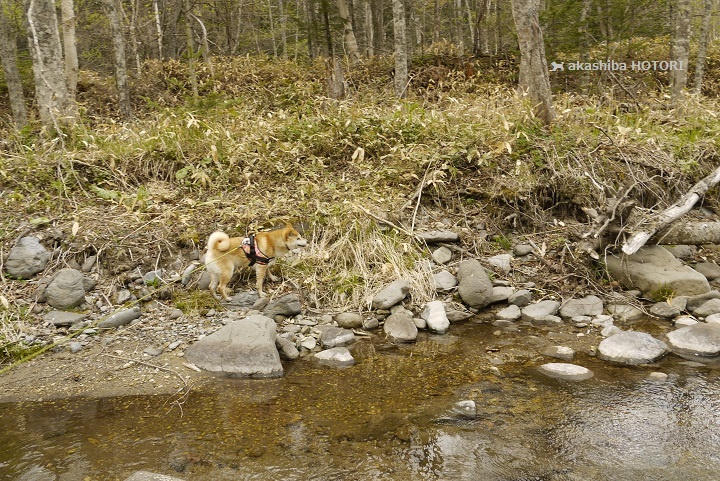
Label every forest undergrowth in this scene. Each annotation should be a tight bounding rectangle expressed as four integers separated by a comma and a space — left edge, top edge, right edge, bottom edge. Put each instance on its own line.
2, 47, 720, 355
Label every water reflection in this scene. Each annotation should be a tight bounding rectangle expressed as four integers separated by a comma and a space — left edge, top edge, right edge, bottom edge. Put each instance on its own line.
2, 324, 720, 480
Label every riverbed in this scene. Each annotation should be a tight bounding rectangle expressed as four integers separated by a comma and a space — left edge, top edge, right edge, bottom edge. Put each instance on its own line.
2, 321, 720, 481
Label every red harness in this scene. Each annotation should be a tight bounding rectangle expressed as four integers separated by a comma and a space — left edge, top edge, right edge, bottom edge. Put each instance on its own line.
241, 235, 273, 266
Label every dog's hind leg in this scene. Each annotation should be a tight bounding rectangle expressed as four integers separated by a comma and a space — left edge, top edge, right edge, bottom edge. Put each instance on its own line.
218, 270, 233, 301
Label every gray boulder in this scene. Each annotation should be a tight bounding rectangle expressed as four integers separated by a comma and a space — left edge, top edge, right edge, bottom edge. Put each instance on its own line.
686, 291, 720, 311
45, 268, 87, 309
456, 259, 493, 308
489, 286, 515, 304
334, 312, 364, 329
649, 302, 681, 319
537, 363, 594, 381
666, 323, 720, 357
97, 307, 142, 329
487, 254, 512, 274
417, 231, 460, 243
521, 300, 561, 322
559, 295, 603, 318
431, 246, 452, 264
5, 236, 50, 279
606, 303, 645, 322
695, 262, 720, 280
605, 246, 710, 297
496, 304, 521, 321
314, 347, 355, 366
598, 331, 669, 365
276, 337, 300, 360
263, 293, 302, 318
508, 289, 532, 307
384, 310, 418, 342
44, 311, 87, 327
185, 315, 283, 377
691, 298, 720, 318
421, 300, 450, 334
319, 326, 355, 348
540, 345, 575, 361
372, 280, 410, 310
432, 270, 457, 291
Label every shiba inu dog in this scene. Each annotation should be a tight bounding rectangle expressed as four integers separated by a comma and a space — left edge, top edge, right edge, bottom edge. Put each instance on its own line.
205, 223, 307, 300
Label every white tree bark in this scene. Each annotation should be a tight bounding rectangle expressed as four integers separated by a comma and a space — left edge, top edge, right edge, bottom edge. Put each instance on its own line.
26, 0, 71, 129
510, 0, 555, 124
0, 7, 28, 128
60, 0, 78, 111
670, 0, 691, 106
392, 0, 408, 97
693, 0, 715, 94
152, 0, 164, 59
104, 0, 132, 119
336, 0, 361, 63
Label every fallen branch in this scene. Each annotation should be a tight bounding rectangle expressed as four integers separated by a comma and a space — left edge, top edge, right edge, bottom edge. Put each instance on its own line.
622, 165, 720, 255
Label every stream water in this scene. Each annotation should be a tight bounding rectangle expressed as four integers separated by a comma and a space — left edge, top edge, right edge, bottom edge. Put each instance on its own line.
2, 321, 720, 481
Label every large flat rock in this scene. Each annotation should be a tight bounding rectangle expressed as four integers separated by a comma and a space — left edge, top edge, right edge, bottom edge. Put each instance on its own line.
598, 331, 668, 365
605, 246, 710, 297
185, 315, 283, 378
666, 323, 720, 357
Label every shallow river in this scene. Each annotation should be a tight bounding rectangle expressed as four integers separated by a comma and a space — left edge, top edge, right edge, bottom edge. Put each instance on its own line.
2, 321, 720, 481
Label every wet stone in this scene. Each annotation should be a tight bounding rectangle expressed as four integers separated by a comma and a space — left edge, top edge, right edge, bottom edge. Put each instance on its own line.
537, 363, 594, 381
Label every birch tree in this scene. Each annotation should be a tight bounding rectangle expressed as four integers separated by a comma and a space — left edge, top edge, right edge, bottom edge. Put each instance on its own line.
693, 0, 715, 94
60, 0, 78, 111
26, 0, 72, 129
336, 0, 361, 63
104, 0, 132, 119
392, 0, 407, 97
670, 0, 691, 106
510, 0, 554, 125
0, 3, 27, 128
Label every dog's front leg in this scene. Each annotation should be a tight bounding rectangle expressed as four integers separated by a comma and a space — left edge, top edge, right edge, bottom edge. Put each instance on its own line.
255, 264, 268, 297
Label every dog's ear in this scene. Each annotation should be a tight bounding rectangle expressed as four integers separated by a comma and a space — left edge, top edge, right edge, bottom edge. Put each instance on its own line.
285, 222, 292, 229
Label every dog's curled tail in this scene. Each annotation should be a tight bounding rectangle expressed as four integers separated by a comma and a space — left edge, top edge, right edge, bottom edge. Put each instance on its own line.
207, 231, 231, 252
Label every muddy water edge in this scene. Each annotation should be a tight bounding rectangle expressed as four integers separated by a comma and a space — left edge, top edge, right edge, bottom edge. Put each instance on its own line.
2, 319, 720, 481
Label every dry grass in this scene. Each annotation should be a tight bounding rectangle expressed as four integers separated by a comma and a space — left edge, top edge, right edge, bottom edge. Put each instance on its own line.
3, 51, 720, 358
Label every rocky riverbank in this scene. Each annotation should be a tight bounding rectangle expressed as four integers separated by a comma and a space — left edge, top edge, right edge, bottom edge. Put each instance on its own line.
3, 229, 720, 404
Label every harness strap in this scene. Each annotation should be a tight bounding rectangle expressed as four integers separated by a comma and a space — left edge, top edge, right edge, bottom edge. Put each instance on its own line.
242, 235, 273, 266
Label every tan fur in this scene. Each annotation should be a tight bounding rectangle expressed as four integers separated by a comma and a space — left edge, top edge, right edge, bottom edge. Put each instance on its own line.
205, 223, 307, 300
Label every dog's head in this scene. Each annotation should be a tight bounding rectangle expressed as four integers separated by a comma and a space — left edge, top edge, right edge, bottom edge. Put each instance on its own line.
283, 223, 308, 249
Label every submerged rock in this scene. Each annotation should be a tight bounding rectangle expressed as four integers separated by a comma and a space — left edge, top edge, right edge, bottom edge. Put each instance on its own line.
314, 347, 355, 366
598, 331, 668, 365
537, 363, 594, 381
666, 323, 720, 357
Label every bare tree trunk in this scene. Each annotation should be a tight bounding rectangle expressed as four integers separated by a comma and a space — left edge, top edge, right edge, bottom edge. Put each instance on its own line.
510, 0, 554, 125
153, 0, 164, 59
670, 0, 691, 107
60, 0, 78, 114
693, 0, 715, 94
104, 0, 132, 119
191, 13, 215, 77
373, 0, 384, 54
392, 0, 407, 97
184, 0, 198, 98
26, 0, 71, 130
336, 0, 362, 63
473, 0, 488, 55
0, 7, 28, 128
268, 0, 278, 56
365, 0, 374, 57
433, 0, 439, 43
129, 0, 142, 71
278, 0, 288, 57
